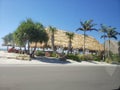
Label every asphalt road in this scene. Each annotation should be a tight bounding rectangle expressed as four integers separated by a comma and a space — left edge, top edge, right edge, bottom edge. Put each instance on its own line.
0, 65, 120, 90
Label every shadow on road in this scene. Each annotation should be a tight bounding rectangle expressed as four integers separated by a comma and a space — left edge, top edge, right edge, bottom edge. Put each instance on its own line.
33, 56, 71, 64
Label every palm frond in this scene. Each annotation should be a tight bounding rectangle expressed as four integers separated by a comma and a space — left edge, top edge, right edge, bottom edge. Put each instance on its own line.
99, 24, 108, 33
100, 35, 107, 39
76, 28, 84, 31
65, 32, 74, 40
80, 21, 84, 27
89, 28, 98, 31
112, 36, 117, 40
86, 20, 93, 25
48, 26, 57, 34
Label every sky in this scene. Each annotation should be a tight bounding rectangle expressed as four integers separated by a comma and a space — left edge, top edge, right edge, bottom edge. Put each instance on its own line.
0, 0, 120, 46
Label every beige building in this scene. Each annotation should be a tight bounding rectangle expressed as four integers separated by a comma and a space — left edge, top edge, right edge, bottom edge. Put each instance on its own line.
31, 28, 103, 51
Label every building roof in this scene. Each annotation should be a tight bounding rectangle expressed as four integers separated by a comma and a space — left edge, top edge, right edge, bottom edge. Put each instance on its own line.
30, 28, 103, 51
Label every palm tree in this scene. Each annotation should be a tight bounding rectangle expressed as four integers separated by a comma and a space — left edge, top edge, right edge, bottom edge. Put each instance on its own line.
48, 26, 57, 52
118, 41, 120, 56
105, 27, 120, 57
99, 24, 108, 61
76, 20, 97, 56
65, 32, 74, 54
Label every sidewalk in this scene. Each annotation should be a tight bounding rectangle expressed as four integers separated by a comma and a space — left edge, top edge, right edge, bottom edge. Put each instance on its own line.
0, 51, 117, 66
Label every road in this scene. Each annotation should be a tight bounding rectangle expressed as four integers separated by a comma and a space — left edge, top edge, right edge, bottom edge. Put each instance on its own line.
0, 65, 120, 90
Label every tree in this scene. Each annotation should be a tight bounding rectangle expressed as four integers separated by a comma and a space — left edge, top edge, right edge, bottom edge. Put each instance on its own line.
13, 19, 34, 53
118, 41, 120, 56
41, 29, 49, 51
65, 32, 74, 54
76, 20, 97, 56
30, 22, 49, 57
99, 24, 108, 61
14, 29, 27, 50
48, 26, 57, 52
14, 18, 49, 58
105, 27, 120, 57
2, 33, 14, 50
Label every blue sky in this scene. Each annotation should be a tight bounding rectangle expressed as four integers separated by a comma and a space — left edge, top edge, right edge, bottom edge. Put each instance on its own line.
0, 0, 120, 46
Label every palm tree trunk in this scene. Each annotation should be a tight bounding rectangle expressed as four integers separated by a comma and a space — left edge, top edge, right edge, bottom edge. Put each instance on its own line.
70, 47, 72, 54
83, 31, 86, 60
108, 39, 110, 58
51, 34, 55, 52
103, 35, 106, 61
118, 42, 120, 56
70, 40, 72, 54
118, 47, 120, 56
67, 40, 71, 54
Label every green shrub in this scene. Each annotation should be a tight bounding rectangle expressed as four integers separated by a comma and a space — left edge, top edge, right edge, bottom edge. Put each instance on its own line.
66, 54, 104, 62
35, 50, 45, 56
105, 57, 113, 63
105, 54, 120, 64
85, 54, 94, 60
66, 54, 81, 62
50, 52, 57, 57
78, 54, 94, 61
92, 54, 101, 61
113, 54, 120, 62
78, 54, 86, 61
